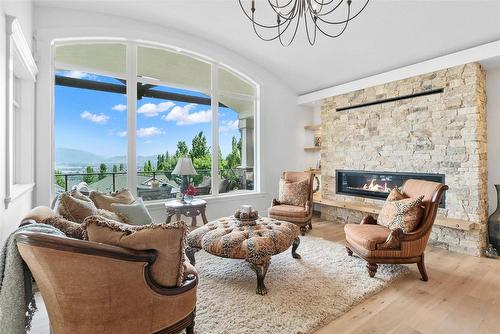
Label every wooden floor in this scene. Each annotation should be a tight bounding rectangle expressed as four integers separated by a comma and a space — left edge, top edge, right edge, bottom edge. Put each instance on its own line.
30, 219, 500, 334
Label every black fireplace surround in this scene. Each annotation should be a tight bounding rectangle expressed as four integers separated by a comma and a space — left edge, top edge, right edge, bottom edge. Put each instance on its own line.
336, 170, 445, 208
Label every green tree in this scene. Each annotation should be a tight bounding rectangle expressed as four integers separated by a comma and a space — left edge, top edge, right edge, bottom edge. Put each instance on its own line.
98, 163, 108, 180
225, 136, 241, 169
83, 166, 97, 184
113, 164, 118, 173
119, 163, 124, 172
190, 131, 210, 160
175, 141, 189, 158
143, 160, 154, 172
54, 170, 65, 189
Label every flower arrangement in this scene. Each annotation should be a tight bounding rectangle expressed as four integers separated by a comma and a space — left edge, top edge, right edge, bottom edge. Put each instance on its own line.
183, 184, 198, 196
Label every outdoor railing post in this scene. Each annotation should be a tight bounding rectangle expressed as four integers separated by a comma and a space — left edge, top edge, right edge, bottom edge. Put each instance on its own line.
112, 172, 116, 192
64, 175, 68, 191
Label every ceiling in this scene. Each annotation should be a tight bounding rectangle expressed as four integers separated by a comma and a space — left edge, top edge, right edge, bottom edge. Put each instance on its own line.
34, 0, 500, 95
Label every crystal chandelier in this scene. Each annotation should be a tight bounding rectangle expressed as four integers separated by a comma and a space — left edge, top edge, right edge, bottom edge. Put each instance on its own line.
238, 0, 370, 46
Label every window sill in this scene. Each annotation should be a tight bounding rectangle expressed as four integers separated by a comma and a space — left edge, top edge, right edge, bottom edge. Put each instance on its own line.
145, 191, 267, 210
5, 183, 35, 208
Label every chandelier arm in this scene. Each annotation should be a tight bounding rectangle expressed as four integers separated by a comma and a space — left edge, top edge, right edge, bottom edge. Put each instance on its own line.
253, 12, 295, 42
316, 0, 369, 22
267, 0, 295, 10
238, 0, 291, 29
312, 0, 339, 6
304, 7, 318, 45
311, 0, 343, 15
269, 0, 300, 21
314, 2, 351, 38
279, 5, 302, 47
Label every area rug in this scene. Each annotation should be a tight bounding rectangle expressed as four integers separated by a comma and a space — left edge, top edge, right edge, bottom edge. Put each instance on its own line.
193, 235, 409, 334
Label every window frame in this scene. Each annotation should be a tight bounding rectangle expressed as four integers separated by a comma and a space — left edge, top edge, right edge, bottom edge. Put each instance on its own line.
51, 40, 259, 201
4, 16, 38, 209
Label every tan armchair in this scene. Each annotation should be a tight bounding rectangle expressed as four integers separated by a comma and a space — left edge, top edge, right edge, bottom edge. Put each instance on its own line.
268, 171, 315, 235
344, 179, 448, 281
16, 208, 197, 334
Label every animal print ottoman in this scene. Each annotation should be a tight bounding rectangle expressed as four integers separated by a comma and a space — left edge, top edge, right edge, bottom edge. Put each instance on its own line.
186, 216, 301, 295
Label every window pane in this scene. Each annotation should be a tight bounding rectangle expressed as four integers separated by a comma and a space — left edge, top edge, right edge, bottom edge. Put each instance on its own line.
218, 95, 255, 193
218, 67, 255, 96
136, 82, 212, 201
138, 46, 211, 91
55, 43, 126, 76
54, 70, 128, 196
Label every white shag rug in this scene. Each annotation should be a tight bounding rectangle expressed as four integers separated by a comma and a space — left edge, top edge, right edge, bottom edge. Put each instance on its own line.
193, 236, 409, 334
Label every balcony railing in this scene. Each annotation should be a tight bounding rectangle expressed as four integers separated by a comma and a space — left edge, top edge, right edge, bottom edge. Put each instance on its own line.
55, 168, 254, 199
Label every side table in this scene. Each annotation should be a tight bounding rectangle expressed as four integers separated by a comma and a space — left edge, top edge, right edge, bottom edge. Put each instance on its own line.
165, 199, 208, 227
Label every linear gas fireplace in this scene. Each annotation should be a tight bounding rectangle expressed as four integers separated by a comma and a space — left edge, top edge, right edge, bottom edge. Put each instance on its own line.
336, 170, 446, 208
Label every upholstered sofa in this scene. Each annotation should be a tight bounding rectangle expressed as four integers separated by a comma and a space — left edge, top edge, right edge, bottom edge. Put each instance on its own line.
17, 205, 198, 334
344, 179, 448, 281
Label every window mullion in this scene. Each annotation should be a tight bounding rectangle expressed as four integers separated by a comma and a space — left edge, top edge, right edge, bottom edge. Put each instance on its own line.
126, 42, 138, 196
211, 64, 219, 196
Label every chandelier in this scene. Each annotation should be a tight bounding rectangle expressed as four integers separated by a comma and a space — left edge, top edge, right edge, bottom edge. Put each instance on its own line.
238, 0, 370, 46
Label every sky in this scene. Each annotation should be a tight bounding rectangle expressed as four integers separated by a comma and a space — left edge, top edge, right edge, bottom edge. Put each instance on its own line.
55, 70, 241, 162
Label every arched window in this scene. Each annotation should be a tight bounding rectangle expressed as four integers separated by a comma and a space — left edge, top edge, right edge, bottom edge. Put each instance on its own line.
53, 41, 258, 201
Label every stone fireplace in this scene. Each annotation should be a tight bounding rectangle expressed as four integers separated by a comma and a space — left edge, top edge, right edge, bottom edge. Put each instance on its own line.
320, 63, 487, 256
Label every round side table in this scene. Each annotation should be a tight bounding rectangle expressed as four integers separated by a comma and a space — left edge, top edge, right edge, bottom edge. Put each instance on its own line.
165, 199, 208, 227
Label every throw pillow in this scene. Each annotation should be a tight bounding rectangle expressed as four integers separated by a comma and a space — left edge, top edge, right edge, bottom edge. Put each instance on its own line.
386, 187, 405, 201
82, 216, 188, 287
111, 198, 153, 225
57, 192, 98, 223
70, 189, 92, 202
41, 217, 85, 240
89, 188, 135, 211
96, 209, 123, 223
278, 178, 309, 207
378, 195, 425, 233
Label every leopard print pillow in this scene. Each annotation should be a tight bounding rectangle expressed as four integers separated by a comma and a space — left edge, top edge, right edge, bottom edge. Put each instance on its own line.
378, 195, 424, 233
278, 178, 309, 207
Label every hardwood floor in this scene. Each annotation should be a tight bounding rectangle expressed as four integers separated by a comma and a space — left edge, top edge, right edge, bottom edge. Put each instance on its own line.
29, 219, 500, 333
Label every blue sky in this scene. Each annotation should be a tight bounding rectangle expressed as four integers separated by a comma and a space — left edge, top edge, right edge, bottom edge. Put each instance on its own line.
55, 70, 241, 161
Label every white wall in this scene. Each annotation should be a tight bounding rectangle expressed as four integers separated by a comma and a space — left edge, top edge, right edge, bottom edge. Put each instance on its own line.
0, 0, 34, 244
487, 67, 500, 215
33, 6, 309, 222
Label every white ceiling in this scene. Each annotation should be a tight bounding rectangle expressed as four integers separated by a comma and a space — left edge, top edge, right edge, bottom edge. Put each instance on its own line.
34, 0, 500, 95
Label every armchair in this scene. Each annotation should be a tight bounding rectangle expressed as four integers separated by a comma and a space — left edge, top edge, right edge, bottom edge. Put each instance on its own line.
344, 179, 448, 281
16, 208, 197, 334
268, 171, 315, 235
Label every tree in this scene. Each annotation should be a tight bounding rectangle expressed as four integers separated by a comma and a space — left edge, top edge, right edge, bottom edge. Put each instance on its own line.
190, 131, 210, 160
143, 160, 154, 172
175, 141, 189, 158
83, 166, 97, 184
113, 164, 118, 173
98, 163, 108, 180
54, 170, 65, 189
225, 136, 241, 169
119, 163, 124, 172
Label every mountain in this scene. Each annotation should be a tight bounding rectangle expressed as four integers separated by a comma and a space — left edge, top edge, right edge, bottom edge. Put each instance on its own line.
56, 147, 158, 169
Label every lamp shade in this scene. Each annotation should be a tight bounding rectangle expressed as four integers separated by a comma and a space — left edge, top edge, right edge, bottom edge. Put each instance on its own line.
172, 157, 197, 176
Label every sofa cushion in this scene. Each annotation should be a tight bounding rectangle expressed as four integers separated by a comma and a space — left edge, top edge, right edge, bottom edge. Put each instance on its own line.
82, 216, 188, 287
378, 195, 424, 233
278, 178, 309, 207
57, 192, 99, 223
89, 188, 135, 211
41, 216, 85, 240
22, 206, 56, 223
111, 198, 153, 225
268, 205, 309, 218
344, 224, 391, 251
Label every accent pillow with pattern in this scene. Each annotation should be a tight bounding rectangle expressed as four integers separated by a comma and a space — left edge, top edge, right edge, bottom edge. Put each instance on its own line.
89, 188, 135, 211
378, 194, 424, 233
41, 216, 85, 239
111, 198, 153, 225
57, 192, 99, 223
278, 178, 309, 207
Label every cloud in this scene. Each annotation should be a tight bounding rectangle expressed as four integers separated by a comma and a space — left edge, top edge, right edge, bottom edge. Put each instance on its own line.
116, 127, 165, 137
219, 119, 239, 133
137, 127, 166, 137
162, 104, 212, 125
64, 70, 96, 80
112, 104, 127, 112
144, 140, 153, 144
137, 101, 175, 117
80, 111, 110, 124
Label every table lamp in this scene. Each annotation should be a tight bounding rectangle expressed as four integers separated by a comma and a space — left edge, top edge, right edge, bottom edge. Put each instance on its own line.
172, 157, 197, 203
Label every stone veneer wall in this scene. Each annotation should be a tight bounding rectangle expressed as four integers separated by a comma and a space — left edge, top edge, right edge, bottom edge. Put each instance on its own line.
320, 63, 487, 256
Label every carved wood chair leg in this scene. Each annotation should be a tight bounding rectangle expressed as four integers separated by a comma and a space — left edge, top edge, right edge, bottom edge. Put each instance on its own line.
291, 237, 301, 259
300, 226, 307, 236
346, 246, 353, 256
308, 221, 312, 230
367, 262, 378, 278
417, 254, 429, 281
186, 246, 200, 266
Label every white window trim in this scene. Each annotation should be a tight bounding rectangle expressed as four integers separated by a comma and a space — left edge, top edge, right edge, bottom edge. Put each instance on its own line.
4, 16, 37, 208
51, 39, 260, 201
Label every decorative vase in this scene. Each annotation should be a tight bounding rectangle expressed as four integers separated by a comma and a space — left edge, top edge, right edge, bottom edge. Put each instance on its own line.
488, 184, 500, 252
184, 195, 194, 204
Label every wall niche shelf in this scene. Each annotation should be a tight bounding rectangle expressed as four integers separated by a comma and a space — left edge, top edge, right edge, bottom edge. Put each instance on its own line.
304, 147, 321, 152
304, 124, 321, 131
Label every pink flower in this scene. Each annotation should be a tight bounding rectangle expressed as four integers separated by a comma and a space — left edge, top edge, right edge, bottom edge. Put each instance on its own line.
184, 185, 198, 196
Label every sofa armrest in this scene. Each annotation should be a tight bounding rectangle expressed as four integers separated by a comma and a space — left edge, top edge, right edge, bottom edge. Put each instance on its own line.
361, 215, 378, 225
376, 228, 403, 250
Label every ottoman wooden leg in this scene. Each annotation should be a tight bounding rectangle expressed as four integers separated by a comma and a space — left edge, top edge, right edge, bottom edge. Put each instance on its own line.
249, 260, 270, 295
186, 246, 200, 266
291, 237, 301, 259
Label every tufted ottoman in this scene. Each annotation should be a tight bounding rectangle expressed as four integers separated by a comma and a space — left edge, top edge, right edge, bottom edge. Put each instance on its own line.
186, 216, 301, 295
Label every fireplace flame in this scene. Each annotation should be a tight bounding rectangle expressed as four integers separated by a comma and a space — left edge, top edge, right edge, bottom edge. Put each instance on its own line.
362, 179, 390, 193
